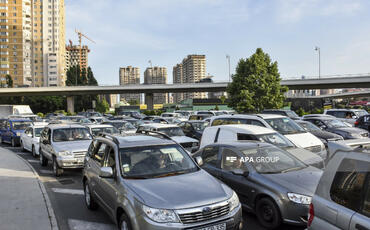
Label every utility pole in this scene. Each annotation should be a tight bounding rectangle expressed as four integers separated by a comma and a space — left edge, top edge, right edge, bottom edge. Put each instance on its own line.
315, 46, 321, 79
226, 55, 231, 82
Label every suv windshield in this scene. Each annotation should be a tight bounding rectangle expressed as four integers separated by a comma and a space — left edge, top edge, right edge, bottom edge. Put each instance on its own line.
53, 128, 92, 142
192, 122, 208, 131
298, 122, 321, 131
241, 146, 306, 174
109, 122, 135, 130
12, 121, 32, 130
91, 127, 119, 136
286, 111, 299, 118
35, 127, 44, 137
256, 133, 295, 148
265, 117, 306, 135
120, 144, 198, 179
324, 119, 348, 128
157, 127, 185, 137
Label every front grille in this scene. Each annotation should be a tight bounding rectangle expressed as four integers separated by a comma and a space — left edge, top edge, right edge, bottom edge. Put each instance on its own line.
178, 203, 230, 224
305, 145, 321, 153
181, 142, 194, 149
361, 133, 368, 137
73, 151, 87, 158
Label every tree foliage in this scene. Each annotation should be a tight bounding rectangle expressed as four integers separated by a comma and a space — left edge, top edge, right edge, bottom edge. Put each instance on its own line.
95, 98, 110, 113
227, 48, 288, 113
5, 74, 13, 88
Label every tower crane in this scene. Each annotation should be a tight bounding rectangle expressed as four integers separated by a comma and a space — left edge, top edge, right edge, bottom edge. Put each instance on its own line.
75, 29, 95, 77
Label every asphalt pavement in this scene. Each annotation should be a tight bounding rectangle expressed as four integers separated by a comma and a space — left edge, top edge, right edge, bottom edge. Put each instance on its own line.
2, 143, 305, 230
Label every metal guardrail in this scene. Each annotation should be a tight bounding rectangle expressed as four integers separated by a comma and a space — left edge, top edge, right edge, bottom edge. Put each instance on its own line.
283, 73, 370, 80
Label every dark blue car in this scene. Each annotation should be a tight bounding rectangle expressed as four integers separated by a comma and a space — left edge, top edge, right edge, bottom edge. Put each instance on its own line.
0, 118, 33, 147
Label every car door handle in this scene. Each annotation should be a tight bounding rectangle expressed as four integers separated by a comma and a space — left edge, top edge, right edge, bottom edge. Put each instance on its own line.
356, 224, 370, 230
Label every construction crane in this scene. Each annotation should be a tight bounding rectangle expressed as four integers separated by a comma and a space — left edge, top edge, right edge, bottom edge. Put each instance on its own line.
75, 29, 95, 77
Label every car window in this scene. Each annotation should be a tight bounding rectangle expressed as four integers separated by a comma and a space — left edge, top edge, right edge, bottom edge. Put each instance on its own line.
202, 146, 219, 167
87, 140, 98, 157
265, 117, 305, 135
53, 128, 92, 142
221, 148, 246, 171
330, 159, 369, 213
103, 146, 116, 175
92, 143, 107, 166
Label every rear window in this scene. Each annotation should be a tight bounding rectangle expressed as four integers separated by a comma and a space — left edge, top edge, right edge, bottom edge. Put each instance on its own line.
330, 159, 369, 213
212, 118, 264, 127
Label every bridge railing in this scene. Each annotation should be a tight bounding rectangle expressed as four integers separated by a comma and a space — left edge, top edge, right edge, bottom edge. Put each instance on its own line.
284, 73, 370, 80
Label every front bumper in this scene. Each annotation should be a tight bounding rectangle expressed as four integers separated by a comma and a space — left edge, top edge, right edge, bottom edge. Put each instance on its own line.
133, 204, 242, 230
56, 156, 85, 169
279, 199, 309, 226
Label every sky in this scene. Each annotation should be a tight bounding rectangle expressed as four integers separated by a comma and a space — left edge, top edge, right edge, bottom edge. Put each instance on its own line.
65, 0, 370, 85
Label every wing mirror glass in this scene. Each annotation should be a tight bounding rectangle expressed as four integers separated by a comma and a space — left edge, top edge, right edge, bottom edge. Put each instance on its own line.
99, 167, 114, 178
195, 156, 203, 166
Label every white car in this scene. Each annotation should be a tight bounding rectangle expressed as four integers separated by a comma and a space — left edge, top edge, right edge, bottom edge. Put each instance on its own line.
20, 123, 47, 157
161, 112, 187, 121
201, 124, 325, 168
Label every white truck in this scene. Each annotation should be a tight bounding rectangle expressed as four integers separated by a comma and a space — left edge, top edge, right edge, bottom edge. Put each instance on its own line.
0, 105, 35, 119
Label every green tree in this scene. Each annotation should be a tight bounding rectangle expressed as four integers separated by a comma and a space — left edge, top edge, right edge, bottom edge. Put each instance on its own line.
5, 74, 13, 88
214, 105, 220, 111
96, 98, 110, 113
227, 48, 288, 113
128, 99, 140, 105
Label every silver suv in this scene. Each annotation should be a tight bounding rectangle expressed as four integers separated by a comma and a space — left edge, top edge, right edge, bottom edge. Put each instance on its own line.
82, 133, 242, 230
308, 148, 370, 230
39, 124, 93, 176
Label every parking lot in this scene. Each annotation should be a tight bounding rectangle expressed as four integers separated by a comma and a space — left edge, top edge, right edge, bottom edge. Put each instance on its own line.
3, 143, 304, 230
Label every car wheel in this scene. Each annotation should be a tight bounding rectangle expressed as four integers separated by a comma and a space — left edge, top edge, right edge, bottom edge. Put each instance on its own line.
39, 150, 48, 167
53, 157, 63, 177
84, 181, 98, 210
256, 197, 282, 230
32, 146, 37, 158
0, 136, 2, 144
20, 141, 25, 151
11, 138, 16, 147
118, 213, 132, 230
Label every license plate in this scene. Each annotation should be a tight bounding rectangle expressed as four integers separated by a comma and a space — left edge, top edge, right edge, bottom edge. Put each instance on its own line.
195, 223, 226, 230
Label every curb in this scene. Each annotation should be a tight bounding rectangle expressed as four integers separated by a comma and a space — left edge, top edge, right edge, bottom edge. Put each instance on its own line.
13, 152, 59, 230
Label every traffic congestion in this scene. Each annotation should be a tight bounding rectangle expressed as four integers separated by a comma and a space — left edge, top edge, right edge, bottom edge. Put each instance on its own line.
1, 105, 370, 230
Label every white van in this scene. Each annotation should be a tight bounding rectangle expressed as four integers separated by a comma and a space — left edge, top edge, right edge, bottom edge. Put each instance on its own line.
200, 124, 325, 168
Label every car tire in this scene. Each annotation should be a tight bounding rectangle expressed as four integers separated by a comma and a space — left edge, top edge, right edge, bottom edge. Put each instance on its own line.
53, 157, 63, 177
39, 150, 48, 167
84, 181, 98, 210
20, 141, 25, 151
0, 136, 3, 144
256, 197, 282, 230
32, 146, 37, 158
118, 213, 132, 230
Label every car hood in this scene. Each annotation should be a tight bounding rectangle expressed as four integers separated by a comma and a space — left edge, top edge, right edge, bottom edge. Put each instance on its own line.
284, 132, 323, 148
172, 136, 198, 144
125, 170, 231, 209
284, 147, 323, 165
262, 166, 322, 195
331, 127, 367, 135
52, 140, 92, 152
309, 130, 342, 140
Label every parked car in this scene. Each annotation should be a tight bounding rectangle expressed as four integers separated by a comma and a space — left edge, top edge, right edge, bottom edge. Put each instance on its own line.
354, 114, 370, 131
261, 109, 300, 120
83, 134, 242, 230
324, 109, 369, 125
88, 116, 106, 124
20, 123, 48, 157
117, 111, 145, 119
77, 111, 103, 118
296, 120, 344, 146
84, 124, 120, 137
178, 120, 209, 140
197, 110, 225, 116
0, 118, 33, 147
174, 110, 194, 118
161, 112, 182, 119
211, 114, 327, 158
137, 123, 199, 152
54, 115, 92, 124
200, 124, 326, 168
303, 116, 369, 140
308, 147, 370, 230
39, 124, 93, 176
102, 120, 136, 134
189, 114, 212, 120
193, 141, 322, 229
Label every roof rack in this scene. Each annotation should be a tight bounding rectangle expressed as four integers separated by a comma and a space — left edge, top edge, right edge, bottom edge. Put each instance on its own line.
136, 130, 173, 141
97, 132, 120, 145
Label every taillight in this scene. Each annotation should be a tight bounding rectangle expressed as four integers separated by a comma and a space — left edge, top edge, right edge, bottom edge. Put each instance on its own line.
354, 121, 359, 126
308, 203, 314, 227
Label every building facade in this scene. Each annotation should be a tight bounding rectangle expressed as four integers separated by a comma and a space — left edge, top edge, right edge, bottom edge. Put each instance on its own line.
0, 0, 65, 87
173, 55, 207, 103
65, 43, 89, 71
144, 66, 167, 104
119, 66, 141, 103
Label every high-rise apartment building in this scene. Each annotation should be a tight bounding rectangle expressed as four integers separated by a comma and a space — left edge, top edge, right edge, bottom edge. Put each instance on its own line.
173, 55, 207, 103
144, 66, 167, 104
119, 66, 141, 103
0, 0, 65, 87
65, 43, 89, 71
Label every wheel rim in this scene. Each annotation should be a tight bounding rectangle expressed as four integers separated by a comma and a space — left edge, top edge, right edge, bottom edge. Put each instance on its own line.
121, 221, 128, 230
261, 204, 274, 222
85, 184, 91, 206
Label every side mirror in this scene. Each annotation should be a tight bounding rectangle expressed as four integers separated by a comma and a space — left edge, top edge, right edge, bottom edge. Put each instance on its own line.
231, 169, 249, 177
99, 167, 114, 178
195, 156, 203, 166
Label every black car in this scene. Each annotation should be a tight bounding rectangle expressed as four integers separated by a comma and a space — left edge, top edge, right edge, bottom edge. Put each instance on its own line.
355, 115, 370, 131
193, 141, 322, 229
296, 120, 343, 145
303, 117, 369, 139
178, 121, 208, 140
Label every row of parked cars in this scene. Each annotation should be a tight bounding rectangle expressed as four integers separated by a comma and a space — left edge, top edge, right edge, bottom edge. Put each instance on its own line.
0, 108, 369, 230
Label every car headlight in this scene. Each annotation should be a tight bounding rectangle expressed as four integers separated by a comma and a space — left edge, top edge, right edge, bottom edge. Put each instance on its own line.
142, 204, 179, 223
58, 150, 72, 156
16, 132, 21, 136
227, 191, 240, 212
287, 193, 311, 205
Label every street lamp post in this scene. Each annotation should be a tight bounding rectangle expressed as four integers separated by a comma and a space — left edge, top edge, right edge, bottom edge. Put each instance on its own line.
315, 46, 321, 79
226, 55, 231, 82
